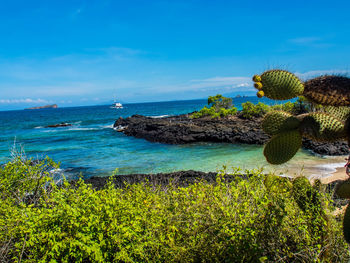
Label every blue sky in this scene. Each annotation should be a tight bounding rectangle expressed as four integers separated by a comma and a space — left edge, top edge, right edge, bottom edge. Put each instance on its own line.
1, 0, 350, 110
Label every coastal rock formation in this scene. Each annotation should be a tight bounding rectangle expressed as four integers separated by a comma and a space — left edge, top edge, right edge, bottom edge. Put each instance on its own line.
114, 113, 350, 156
114, 114, 268, 145
79, 170, 241, 190
46, 122, 72, 128
26, 104, 58, 110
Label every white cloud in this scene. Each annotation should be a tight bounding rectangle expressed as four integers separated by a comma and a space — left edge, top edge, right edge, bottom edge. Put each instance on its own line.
0, 98, 48, 104
295, 69, 350, 80
179, 76, 253, 92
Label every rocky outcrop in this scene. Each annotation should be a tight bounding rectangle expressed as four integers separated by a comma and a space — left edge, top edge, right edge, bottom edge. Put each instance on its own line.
114, 114, 269, 145
46, 122, 72, 128
26, 104, 58, 110
76, 170, 248, 190
114, 114, 350, 156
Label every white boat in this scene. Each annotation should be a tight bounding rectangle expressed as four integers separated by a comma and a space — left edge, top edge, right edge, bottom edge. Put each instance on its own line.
110, 102, 123, 109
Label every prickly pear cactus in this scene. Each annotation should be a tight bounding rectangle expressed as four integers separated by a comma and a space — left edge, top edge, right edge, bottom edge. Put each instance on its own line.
262, 111, 300, 136
304, 75, 350, 106
253, 68, 350, 244
253, 69, 350, 164
252, 70, 304, 100
253, 70, 350, 106
299, 112, 346, 142
335, 179, 350, 243
263, 130, 302, 164
343, 205, 350, 243
323, 106, 350, 122
335, 178, 350, 199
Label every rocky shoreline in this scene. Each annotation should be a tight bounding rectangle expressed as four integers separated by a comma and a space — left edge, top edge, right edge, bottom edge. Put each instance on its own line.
79, 170, 224, 189
114, 113, 350, 156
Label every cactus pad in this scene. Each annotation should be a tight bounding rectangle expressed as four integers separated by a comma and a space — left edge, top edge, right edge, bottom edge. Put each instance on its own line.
343, 205, 350, 243
262, 111, 300, 136
263, 130, 302, 164
335, 179, 350, 199
323, 106, 350, 122
299, 112, 346, 141
257, 70, 304, 100
304, 75, 350, 106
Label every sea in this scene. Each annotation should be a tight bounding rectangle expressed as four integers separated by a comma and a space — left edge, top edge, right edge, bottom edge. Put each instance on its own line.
0, 97, 346, 180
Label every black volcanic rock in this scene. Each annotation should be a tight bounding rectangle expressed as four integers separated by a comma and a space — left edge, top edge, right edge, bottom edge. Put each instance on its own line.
114, 113, 350, 156
114, 114, 269, 145
77, 170, 248, 190
26, 104, 58, 110
46, 123, 72, 128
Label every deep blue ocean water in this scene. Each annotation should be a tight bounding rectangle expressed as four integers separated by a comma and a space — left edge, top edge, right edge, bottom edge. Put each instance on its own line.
0, 97, 340, 179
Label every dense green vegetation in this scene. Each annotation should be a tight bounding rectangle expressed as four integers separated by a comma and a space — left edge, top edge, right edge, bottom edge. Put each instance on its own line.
191, 94, 238, 119
1, 157, 349, 262
192, 94, 307, 119
240, 101, 301, 119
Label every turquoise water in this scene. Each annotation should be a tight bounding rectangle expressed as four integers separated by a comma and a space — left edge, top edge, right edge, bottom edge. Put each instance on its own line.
0, 97, 340, 179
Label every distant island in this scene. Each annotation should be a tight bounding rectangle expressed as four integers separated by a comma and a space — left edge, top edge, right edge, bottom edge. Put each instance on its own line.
25, 104, 58, 110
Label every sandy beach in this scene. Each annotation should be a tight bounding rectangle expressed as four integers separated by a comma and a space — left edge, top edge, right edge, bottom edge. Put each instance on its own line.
262, 154, 349, 184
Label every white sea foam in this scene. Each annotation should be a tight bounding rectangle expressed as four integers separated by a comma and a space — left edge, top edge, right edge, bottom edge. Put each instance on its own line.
42, 130, 58, 133
308, 162, 346, 180
67, 127, 100, 131
100, 124, 114, 129
34, 126, 44, 129
315, 162, 345, 172
148, 115, 169, 118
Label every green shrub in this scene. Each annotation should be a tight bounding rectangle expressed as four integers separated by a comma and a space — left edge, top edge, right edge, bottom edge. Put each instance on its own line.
208, 94, 233, 109
241, 101, 270, 119
241, 101, 303, 119
271, 101, 296, 113
192, 94, 237, 119
0, 159, 348, 262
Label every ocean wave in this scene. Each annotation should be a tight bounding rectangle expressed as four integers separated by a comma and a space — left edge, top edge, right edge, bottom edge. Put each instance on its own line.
100, 124, 114, 129
148, 115, 169, 118
67, 127, 100, 131
34, 126, 44, 129
42, 129, 59, 133
314, 162, 345, 172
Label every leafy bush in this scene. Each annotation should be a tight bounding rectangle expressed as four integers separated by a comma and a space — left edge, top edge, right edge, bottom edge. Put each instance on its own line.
1, 158, 349, 262
241, 101, 271, 119
192, 106, 237, 119
192, 94, 237, 119
208, 94, 233, 109
270, 101, 296, 113
241, 101, 306, 119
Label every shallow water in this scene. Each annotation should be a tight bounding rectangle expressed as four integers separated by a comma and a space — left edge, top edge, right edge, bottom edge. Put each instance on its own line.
0, 97, 346, 179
